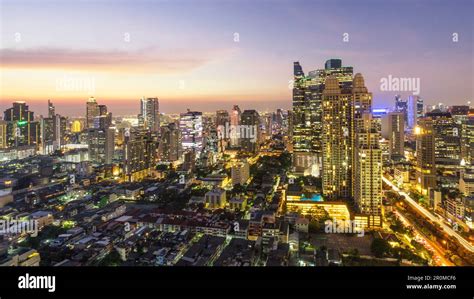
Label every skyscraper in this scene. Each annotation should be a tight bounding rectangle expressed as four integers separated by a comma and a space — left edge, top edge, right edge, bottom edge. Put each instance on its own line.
415, 117, 437, 194
354, 113, 382, 227
40, 117, 55, 154
139, 97, 160, 132
123, 128, 158, 182
48, 99, 55, 118
426, 110, 461, 166
179, 110, 203, 158
381, 112, 405, 159
158, 122, 181, 162
216, 110, 230, 152
292, 59, 353, 176
240, 110, 260, 153
451, 106, 470, 164
41, 100, 67, 154
467, 111, 474, 165
87, 127, 115, 165
322, 75, 353, 200
86, 97, 99, 129
407, 95, 423, 130
3, 101, 40, 148
230, 105, 241, 148
394, 95, 408, 127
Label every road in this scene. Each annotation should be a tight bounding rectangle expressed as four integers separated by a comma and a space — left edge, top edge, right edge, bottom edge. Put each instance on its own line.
383, 176, 474, 253
393, 209, 453, 266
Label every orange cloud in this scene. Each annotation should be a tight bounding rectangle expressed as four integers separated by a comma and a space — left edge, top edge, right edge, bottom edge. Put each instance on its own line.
0, 47, 236, 74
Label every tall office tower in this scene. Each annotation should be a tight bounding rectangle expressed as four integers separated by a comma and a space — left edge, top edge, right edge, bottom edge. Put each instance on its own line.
372, 108, 388, 133
0, 121, 8, 149
201, 127, 219, 167
381, 112, 405, 159
3, 101, 40, 148
322, 75, 353, 200
467, 111, 474, 165
292, 59, 353, 176
179, 110, 203, 158
352, 73, 372, 117
87, 127, 114, 165
407, 95, 424, 130
272, 108, 284, 135
158, 122, 181, 162
451, 106, 471, 164
354, 113, 382, 227
139, 97, 160, 132
230, 105, 241, 147
394, 95, 408, 126
324, 59, 342, 69
426, 110, 461, 166
351, 73, 372, 198
216, 110, 230, 127
415, 117, 437, 194
86, 97, 99, 129
260, 113, 272, 140
48, 99, 55, 118
41, 100, 66, 154
54, 114, 67, 147
123, 128, 158, 182
41, 117, 55, 154
240, 110, 260, 153
216, 110, 230, 152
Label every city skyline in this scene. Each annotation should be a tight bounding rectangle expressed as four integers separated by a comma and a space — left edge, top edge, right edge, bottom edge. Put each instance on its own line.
1, 0, 473, 116
1, 0, 474, 277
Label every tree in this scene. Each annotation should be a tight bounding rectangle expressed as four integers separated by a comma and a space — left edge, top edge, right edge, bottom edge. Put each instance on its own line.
371, 238, 391, 258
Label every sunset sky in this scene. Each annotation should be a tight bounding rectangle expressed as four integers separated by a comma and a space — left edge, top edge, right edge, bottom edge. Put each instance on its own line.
0, 0, 472, 116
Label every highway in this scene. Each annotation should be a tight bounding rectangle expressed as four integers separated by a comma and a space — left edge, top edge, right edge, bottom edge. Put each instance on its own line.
383, 176, 474, 253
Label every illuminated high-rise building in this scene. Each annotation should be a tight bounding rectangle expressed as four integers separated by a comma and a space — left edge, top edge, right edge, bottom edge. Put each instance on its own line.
352, 73, 372, 117
86, 97, 99, 129
426, 110, 461, 166
123, 128, 158, 181
3, 101, 40, 148
351, 73, 373, 199
354, 113, 382, 227
179, 110, 203, 158
216, 110, 230, 152
139, 97, 160, 132
48, 99, 55, 118
0, 121, 7, 149
158, 122, 181, 162
87, 127, 115, 165
381, 112, 405, 159
322, 75, 353, 200
216, 110, 230, 127
394, 95, 408, 127
40, 117, 55, 154
240, 110, 260, 153
40, 100, 68, 154
292, 59, 353, 176
407, 95, 424, 129
451, 106, 471, 164
230, 105, 241, 148
415, 117, 437, 194
467, 111, 474, 165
